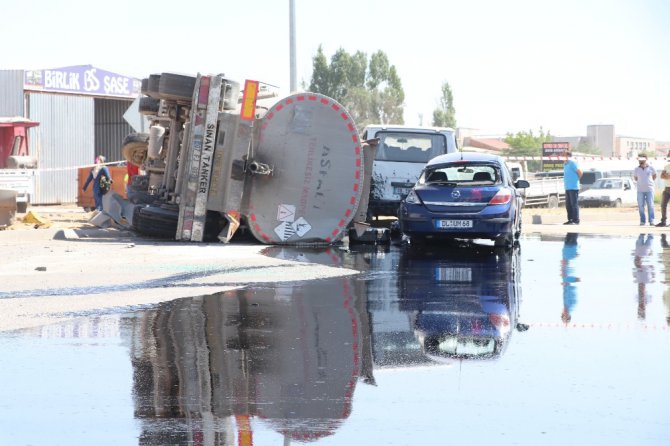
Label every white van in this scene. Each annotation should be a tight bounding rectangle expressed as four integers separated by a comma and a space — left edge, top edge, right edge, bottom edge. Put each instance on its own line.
362, 125, 458, 219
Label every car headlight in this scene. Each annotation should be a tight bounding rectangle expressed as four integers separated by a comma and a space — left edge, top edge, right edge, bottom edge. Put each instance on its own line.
404, 189, 421, 204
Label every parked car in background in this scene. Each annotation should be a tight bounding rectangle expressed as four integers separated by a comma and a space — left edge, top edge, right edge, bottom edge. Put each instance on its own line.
580, 169, 610, 192
578, 177, 636, 207
398, 152, 529, 248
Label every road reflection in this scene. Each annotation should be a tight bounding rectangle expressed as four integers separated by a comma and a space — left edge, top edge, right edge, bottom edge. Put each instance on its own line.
396, 245, 526, 362
128, 243, 527, 442
131, 277, 371, 444
561, 233, 580, 324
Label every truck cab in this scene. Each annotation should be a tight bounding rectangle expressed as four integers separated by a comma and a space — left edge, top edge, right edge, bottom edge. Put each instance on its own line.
362, 125, 457, 219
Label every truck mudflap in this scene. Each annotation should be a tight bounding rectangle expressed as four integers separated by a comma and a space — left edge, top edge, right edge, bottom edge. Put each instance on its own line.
242, 93, 365, 244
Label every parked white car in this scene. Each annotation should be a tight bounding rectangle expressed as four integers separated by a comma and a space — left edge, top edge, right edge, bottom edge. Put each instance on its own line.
578, 177, 636, 207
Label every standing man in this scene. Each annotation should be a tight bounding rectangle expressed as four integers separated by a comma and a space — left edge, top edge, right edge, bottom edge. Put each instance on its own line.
656, 150, 670, 227
563, 151, 583, 225
633, 154, 657, 226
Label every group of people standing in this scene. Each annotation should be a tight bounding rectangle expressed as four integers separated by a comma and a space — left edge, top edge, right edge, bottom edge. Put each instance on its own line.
562, 150, 670, 226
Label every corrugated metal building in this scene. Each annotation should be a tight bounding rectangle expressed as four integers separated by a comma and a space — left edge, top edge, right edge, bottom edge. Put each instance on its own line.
0, 65, 141, 204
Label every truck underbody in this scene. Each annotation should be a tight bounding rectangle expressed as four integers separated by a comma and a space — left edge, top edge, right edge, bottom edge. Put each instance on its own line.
119, 73, 374, 245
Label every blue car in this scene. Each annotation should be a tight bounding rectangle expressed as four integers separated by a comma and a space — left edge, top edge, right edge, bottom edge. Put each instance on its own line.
398, 152, 529, 248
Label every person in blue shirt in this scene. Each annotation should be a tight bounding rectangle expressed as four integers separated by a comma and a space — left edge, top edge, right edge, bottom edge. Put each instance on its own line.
83, 155, 111, 211
561, 232, 580, 324
563, 151, 583, 225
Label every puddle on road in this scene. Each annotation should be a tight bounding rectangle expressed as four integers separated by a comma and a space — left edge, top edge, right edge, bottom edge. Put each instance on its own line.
2, 233, 670, 445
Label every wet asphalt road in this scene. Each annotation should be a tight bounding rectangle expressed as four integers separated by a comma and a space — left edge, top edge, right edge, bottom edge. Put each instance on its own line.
1, 233, 669, 445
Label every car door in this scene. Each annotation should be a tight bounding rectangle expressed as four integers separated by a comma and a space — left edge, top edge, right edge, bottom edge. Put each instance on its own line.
622, 179, 636, 205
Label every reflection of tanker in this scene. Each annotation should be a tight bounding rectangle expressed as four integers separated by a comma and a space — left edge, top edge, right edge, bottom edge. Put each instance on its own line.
398, 246, 526, 362
130, 277, 372, 444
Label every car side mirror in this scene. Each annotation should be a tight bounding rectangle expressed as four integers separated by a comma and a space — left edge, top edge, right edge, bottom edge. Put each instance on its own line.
515, 179, 530, 189
624, 184, 630, 190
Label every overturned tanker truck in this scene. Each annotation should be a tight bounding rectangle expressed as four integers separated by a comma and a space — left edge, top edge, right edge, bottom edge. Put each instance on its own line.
119, 72, 377, 245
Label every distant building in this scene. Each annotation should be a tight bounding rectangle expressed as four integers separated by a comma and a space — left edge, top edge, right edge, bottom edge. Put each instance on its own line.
587, 125, 615, 156
616, 135, 656, 158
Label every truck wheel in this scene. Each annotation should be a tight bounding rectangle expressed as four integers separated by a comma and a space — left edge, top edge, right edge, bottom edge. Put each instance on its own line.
17, 202, 27, 214
612, 199, 622, 208
139, 97, 160, 115
132, 205, 178, 239
158, 73, 197, 102
547, 195, 559, 208
146, 74, 161, 99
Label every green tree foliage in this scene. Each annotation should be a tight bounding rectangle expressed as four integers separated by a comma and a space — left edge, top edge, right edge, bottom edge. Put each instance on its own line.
432, 81, 456, 128
575, 141, 601, 155
308, 46, 405, 127
503, 128, 553, 172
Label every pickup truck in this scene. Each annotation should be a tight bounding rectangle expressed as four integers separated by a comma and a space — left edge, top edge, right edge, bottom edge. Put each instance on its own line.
506, 163, 565, 208
0, 164, 37, 213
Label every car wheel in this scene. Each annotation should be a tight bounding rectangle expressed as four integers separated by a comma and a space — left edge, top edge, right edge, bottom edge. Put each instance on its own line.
494, 233, 514, 249
514, 220, 522, 240
612, 199, 622, 208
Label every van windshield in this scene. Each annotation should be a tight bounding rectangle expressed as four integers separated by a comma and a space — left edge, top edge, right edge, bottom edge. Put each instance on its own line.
374, 132, 447, 163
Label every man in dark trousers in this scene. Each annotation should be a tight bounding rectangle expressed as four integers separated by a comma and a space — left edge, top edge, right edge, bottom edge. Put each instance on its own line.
563, 151, 583, 225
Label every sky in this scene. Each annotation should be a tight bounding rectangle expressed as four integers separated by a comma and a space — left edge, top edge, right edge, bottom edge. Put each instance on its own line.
3, 0, 670, 140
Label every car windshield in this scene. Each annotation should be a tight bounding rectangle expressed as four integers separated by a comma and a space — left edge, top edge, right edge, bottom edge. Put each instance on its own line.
591, 179, 622, 189
420, 163, 500, 185
374, 132, 447, 163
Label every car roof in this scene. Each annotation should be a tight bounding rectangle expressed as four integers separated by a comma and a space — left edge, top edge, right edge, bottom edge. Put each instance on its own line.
426, 151, 505, 167
365, 124, 455, 133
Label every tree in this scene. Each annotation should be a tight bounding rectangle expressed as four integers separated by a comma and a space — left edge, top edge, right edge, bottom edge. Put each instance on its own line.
308, 46, 405, 127
432, 81, 456, 128
503, 128, 553, 172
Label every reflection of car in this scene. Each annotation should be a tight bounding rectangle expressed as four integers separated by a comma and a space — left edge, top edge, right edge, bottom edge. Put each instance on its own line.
398, 152, 529, 248
578, 177, 635, 207
398, 245, 525, 361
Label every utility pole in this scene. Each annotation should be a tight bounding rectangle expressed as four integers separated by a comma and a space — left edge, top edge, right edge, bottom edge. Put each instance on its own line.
289, 0, 297, 92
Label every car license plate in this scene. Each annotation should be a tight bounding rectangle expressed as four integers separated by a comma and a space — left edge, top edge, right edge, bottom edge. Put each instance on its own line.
436, 267, 472, 282
393, 186, 411, 196
436, 219, 473, 228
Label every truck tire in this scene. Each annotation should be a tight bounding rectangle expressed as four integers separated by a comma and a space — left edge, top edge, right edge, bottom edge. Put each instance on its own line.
547, 195, 559, 208
613, 199, 622, 208
17, 201, 27, 214
158, 73, 196, 102
132, 205, 178, 239
139, 97, 160, 115
146, 74, 161, 99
